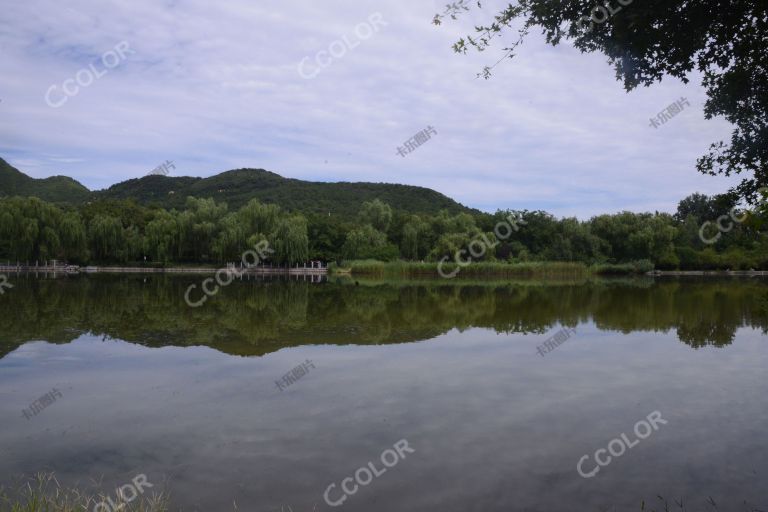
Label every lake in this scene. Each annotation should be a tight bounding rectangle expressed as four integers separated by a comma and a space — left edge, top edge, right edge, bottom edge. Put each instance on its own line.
1, 275, 767, 511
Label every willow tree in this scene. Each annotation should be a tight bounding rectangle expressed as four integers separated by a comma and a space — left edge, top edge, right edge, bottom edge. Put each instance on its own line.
401, 223, 419, 260
435, 0, 768, 203
342, 224, 398, 261
59, 211, 88, 262
238, 199, 280, 237
0, 197, 70, 262
212, 213, 246, 262
178, 197, 228, 261
360, 199, 393, 233
38, 226, 62, 261
211, 199, 282, 263
0, 201, 34, 260
145, 210, 179, 263
88, 215, 124, 262
270, 216, 309, 265
121, 225, 145, 263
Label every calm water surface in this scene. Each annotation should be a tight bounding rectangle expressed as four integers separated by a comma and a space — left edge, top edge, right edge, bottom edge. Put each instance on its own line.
0, 275, 767, 511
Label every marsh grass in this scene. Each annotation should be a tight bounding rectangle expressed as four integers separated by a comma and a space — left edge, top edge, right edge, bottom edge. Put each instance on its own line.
592, 260, 655, 276
1, 475, 762, 511
0, 473, 169, 512
339, 260, 652, 279
639, 495, 765, 512
344, 260, 591, 278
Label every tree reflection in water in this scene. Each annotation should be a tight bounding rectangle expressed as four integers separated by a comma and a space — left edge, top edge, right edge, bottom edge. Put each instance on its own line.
0, 274, 766, 358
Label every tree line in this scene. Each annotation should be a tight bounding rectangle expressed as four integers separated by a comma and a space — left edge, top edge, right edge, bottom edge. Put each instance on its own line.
0, 192, 766, 269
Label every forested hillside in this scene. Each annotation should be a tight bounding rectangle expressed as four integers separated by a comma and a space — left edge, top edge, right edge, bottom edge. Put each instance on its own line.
0, 158, 90, 204
96, 168, 473, 216
0, 158, 472, 216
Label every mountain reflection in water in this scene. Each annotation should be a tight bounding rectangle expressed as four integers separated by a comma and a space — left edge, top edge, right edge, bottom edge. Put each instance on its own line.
1, 274, 766, 358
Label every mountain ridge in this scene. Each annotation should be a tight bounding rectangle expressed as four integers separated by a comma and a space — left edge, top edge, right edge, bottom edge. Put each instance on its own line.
0, 158, 475, 216
0, 158, 91, 204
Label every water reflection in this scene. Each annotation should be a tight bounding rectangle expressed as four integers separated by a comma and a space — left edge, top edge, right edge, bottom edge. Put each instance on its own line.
0, 275, 766, 358
1, 276, 767, 511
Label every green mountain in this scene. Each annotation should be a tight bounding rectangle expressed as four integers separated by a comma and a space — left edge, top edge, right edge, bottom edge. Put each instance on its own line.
97, 168, 474, 215
0, 158, 473, 215
0, 158, 91, 204
0, 158, 472, 215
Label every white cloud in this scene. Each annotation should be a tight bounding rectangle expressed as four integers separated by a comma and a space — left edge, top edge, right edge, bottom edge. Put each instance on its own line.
0, 0, 738, 218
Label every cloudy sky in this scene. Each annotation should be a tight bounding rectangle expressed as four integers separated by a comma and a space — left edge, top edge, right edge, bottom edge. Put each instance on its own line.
0, 0, 739, 218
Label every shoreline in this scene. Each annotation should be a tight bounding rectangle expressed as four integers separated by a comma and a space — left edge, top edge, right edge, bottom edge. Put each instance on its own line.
0, 265, 328, 275
645, 270, 768, 277
3, 265, 767, 278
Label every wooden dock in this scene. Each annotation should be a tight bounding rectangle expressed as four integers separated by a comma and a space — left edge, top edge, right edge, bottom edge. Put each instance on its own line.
0, 261, 328, 276
646, 270, 768, 277
0, 264, 79, 274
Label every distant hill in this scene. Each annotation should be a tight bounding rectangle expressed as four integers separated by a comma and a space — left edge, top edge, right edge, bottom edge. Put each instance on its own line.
0, 158, 90, 204
96, 168, 474, 215
0, 159, 474, 216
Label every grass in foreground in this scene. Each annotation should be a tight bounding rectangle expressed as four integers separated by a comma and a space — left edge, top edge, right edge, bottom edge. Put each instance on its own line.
0, 473, 168, 512
1, 474, 763, 511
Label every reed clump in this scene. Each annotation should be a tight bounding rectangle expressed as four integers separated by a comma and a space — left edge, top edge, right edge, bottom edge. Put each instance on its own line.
0, 473, 168, 512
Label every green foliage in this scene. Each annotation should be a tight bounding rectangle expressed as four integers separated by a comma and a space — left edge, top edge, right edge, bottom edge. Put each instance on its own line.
270, 216, 309, 265
0, 196, 309, 266
0, 158, 90, 204
3, 157, 765, 270
428, 232, 475, 261
145, 210, 179, 263
401, 221, 420, 260
342, 224, 399, 261
0, 197, 87, 263
590, 212, 677, 264
88, 214, 125, 262
1, 158, 474, 218
674, 193, 737, 224
0, 189, 766, 269
360, 199, 393, 232
96, 168, 473, 216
